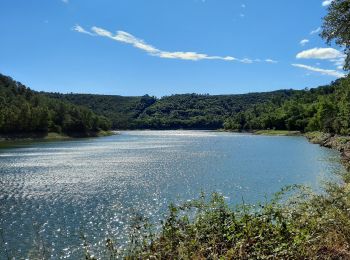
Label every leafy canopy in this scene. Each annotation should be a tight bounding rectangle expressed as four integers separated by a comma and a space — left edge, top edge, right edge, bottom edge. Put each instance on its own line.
321, 0, 350, 70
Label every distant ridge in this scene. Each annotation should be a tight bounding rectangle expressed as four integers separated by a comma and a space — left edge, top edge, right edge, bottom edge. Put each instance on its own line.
2, 72, 348, 134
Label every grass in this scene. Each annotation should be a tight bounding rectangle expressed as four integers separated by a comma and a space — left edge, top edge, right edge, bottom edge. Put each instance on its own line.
44, 132, 71, 140
0, 130, 116, 144
0, 132, 71, 148
304, 131, 331, 144
254, 130, 301, 136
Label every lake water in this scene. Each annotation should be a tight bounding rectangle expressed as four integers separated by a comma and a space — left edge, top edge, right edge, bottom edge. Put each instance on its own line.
0, 130, 344, 259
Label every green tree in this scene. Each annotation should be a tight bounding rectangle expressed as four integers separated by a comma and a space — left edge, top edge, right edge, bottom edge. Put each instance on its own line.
321, 0, 350, 70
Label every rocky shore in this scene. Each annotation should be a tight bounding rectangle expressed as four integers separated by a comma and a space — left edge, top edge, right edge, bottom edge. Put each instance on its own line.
305, 132, 350, 170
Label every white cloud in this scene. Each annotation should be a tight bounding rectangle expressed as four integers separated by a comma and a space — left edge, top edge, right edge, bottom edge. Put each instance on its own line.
322, 0, 333, 6
91, 26, 114, 38
62, 0, 69, 3
156, 51, 233, 61
90, 26, 234, 61
72, 25, 95, 36
240, 58, 252, 63
75, 25, 277, 64
310, 27, 321, 35
265, 59, 278, 63
292, 63, 345, 78
296, 47, 345, 60
299, 39, 309, 46
296, 47, 345, 70
331, 57, 346, 70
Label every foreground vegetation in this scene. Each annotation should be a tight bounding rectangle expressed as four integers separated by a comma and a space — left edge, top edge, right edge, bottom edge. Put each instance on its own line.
81, 167, 350, 259
128, 185, 350, 259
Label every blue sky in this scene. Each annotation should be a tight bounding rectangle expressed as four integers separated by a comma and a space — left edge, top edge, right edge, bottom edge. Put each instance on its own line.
0, 0, 346, 96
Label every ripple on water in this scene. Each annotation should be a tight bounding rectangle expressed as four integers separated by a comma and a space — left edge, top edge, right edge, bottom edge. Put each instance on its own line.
0, 130, 345, 259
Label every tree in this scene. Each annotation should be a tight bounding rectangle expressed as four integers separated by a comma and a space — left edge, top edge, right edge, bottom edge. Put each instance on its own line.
0, 74, 112, 135
321, 0, 350, 70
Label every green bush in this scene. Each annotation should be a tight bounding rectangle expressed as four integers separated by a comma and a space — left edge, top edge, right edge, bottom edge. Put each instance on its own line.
99, 173, 350, 259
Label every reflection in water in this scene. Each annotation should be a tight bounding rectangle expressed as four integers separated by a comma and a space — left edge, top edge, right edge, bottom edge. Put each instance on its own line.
0, 131, 344, 258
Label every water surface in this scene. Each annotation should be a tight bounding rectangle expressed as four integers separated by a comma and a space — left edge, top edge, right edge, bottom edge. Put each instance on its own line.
0, 131, 344, 258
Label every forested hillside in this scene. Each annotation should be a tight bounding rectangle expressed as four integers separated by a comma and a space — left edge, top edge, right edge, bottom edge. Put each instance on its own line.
2, 72, 349, 134
45, 93, 156, 129
46, 78, 349, 134
0, 74, 111, 136
224, 77, 350, 134
135, 91, 300, 129
46, 90, 299, 130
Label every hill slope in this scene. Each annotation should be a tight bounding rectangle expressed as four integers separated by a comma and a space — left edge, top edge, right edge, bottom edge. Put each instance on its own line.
3, 72, 349, 134
46, 90, 300, 130
45, 76, 349, 134
224, 78, 350, 134
0, 74, 111, 136
45, 93, 155, 129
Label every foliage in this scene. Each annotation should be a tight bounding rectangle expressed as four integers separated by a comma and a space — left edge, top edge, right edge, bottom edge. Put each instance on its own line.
135, 91, 297, 130
0, 74, 111, 135
89, 172, 350, 259
45, 92, 153, 129
321, 0, 350, 70
2, 73, 350, 135
2, 170, 349, 259
223, 77, 350, 135
43, 77, 350, 134
47, 90, 299, 130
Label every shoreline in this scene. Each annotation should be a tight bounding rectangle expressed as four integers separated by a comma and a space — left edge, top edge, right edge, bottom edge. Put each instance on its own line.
305, 132, 350, 170
217, 129, 302, 136
0, 130, 117, 143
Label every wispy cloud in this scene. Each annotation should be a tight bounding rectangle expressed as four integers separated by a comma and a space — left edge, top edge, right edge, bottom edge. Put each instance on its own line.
72, 25, 95, 36
299, 39, 309, 46
74, 25, 277, 63
331, 58, 346, 70
310, 27, 321, 35
292, 63, 344, 78
265, 59, 278, 63
62, 0, 69, 3
296, 47, 344, 60
90, 26, 233, 61
322, 0, 333, 6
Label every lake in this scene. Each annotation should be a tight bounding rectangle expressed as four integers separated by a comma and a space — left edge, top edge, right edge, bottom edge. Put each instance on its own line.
0, 130, 344, 259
